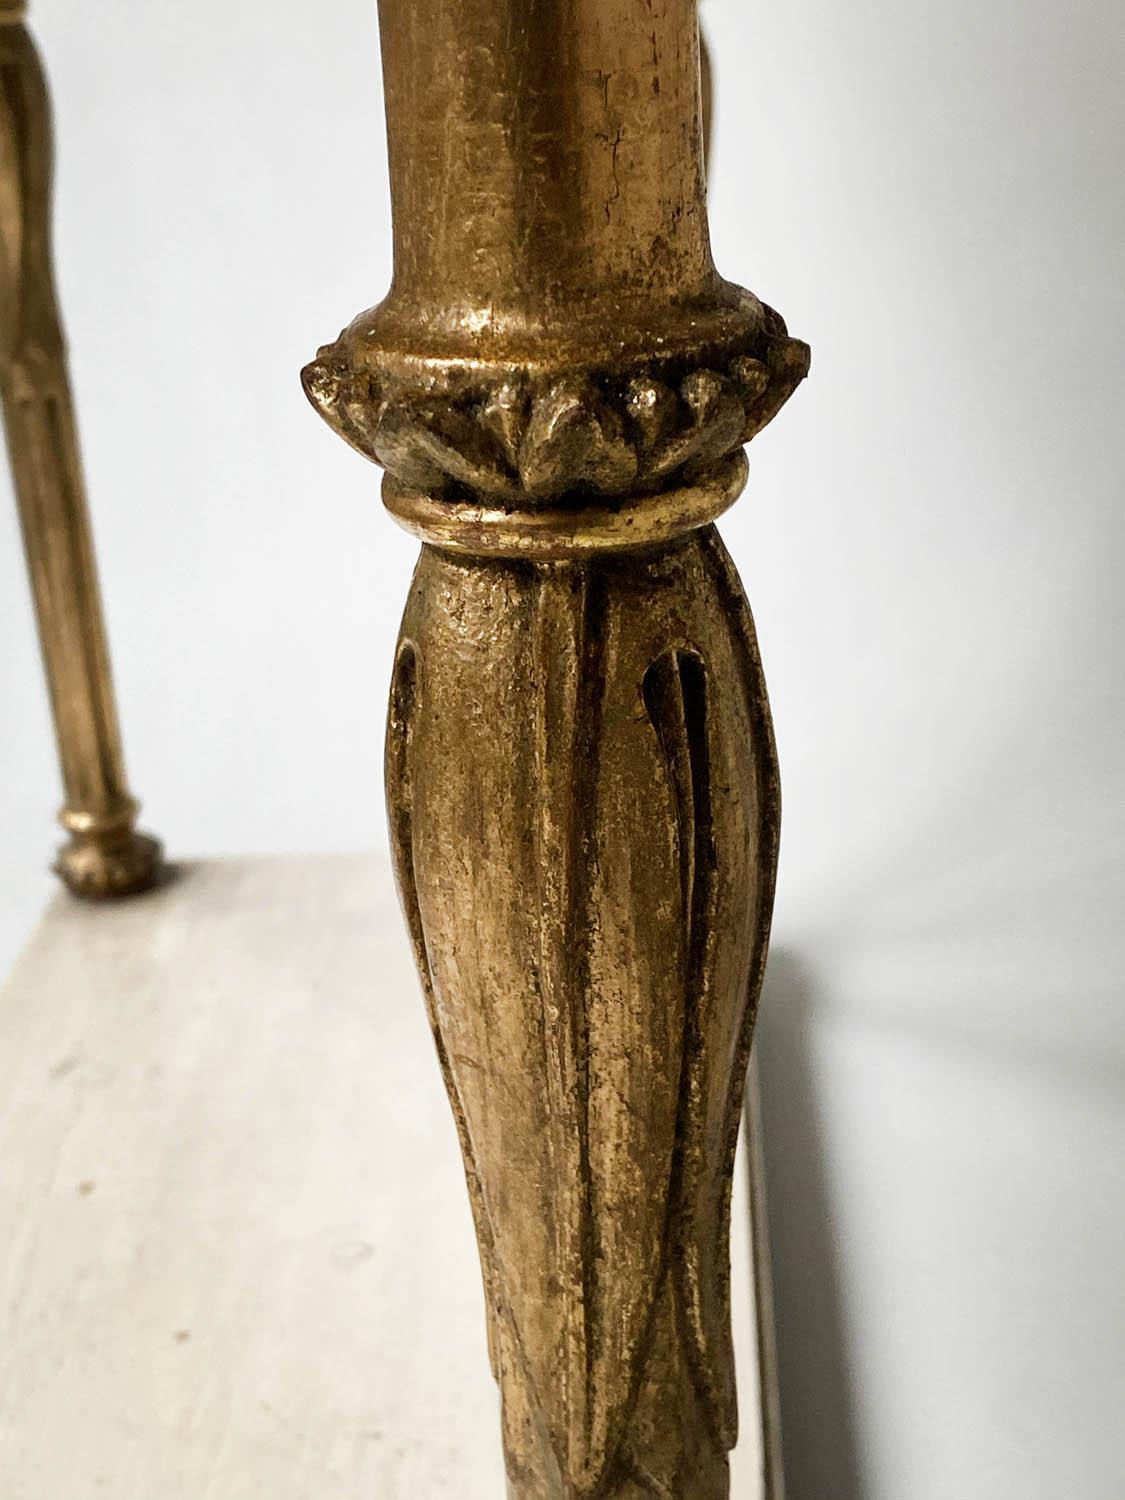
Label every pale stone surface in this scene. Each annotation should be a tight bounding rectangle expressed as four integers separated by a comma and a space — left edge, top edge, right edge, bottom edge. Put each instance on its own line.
0, 855, 776, 1498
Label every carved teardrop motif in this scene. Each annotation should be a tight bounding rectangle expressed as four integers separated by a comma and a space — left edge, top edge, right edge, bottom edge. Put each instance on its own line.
385, 528, 779, 1499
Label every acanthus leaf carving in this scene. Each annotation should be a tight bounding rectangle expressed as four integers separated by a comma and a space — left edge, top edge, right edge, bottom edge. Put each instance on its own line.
303, 328, 810, 507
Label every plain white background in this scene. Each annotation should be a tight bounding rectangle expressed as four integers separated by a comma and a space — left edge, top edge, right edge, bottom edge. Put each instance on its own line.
1, 2, 1122, 1497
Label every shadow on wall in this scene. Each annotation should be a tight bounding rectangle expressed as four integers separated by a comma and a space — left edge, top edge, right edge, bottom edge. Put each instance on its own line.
756, 950, 864, 1500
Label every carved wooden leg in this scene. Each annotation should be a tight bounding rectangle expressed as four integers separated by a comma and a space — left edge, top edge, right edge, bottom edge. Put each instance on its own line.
0, 6, 161, 897
304, 1, 807, 1492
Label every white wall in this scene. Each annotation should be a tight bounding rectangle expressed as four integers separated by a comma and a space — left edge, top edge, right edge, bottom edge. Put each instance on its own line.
2, 3, 1122, 1497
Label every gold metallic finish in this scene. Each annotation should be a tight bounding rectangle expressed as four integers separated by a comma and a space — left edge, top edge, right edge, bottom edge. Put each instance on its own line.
1, 16, 161, 898
302, 0, 809, 529
305, 2, 807, 1494
381, 451, 748, 560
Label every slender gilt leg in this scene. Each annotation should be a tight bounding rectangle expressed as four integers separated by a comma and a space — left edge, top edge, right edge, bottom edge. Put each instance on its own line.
0, 6, 161, 897
304, 2, 808, 1493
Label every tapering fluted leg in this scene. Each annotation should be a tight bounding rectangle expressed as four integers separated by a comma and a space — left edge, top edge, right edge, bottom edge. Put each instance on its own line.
0, 7, 161, 897
386, 536, 780, 1498
305, 2, 807, 1492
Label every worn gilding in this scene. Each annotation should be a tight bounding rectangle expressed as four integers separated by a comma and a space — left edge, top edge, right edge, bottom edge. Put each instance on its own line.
305, 2, 806, 1494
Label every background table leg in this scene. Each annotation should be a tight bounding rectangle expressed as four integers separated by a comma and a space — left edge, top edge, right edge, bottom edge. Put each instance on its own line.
0, 10, 161, 898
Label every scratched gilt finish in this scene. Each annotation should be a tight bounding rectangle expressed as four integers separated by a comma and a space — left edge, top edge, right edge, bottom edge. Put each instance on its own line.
304, 1, 807, 1495
0, 6, 160, 896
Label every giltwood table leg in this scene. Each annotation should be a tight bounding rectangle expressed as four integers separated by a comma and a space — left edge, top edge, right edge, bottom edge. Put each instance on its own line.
0, 5, 161, 898
305, 2, 807, 1493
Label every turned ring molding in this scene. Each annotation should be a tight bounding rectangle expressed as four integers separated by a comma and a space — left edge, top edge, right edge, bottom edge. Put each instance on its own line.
382, 451, 749, 558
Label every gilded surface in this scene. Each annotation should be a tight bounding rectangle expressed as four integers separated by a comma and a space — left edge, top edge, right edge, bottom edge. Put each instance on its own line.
0, 12, 160, 896
304, 315, 807, 504
305, 1, 807, 1493
387, 535, 779, 1497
